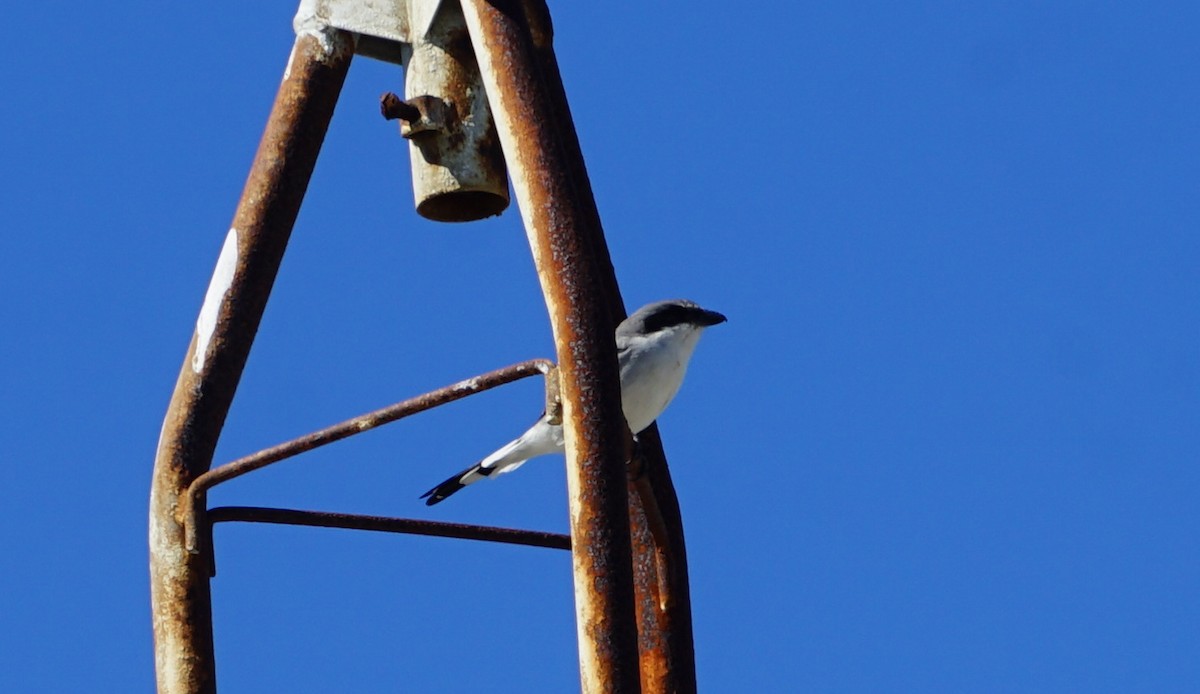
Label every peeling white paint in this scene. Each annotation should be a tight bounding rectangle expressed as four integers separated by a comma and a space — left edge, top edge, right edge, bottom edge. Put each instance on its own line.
293, 3, 341, 58
283, 42, 297, 81
292, 0, 407, 48
154, 416, 168, 463
192, 229, 239, 374
454, 377, 482, 392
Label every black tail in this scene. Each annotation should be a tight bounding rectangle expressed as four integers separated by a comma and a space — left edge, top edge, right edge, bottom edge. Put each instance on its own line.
419, 463, 496, 506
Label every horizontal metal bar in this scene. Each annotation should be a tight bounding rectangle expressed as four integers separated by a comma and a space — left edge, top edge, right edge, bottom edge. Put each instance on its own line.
181, 359, 557, 553
208, 506, 571, 550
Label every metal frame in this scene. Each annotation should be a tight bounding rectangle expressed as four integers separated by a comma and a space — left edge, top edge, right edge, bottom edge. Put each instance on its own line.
150, 2, 696, 692
178, 359, 559, 555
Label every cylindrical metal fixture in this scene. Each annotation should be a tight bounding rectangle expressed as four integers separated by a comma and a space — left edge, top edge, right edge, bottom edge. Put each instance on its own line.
149, 28, 353, 694
460, 1, 641, 691
398, 0, 508, 222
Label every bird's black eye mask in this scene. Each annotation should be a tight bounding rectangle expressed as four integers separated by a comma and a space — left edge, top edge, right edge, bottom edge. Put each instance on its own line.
641, 304, 727, 333
641, 305, 700, 333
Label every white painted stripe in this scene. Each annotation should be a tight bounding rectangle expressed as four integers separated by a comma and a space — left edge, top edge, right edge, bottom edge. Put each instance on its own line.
192, 228, 238, 374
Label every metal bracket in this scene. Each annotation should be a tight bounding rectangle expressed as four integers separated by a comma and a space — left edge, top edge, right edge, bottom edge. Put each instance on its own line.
297, 0, 509, 221
295, 0, 410, 64
179, 359, 559, 556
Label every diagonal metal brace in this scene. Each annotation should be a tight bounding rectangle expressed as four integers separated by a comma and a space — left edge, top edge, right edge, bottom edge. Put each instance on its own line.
180, 359, 560, 555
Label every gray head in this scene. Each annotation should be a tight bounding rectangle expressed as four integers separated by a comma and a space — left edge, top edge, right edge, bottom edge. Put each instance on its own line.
616, 299, 727, 339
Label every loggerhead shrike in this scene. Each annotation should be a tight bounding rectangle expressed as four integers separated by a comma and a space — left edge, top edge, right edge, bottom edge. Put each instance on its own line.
420, 299, 727, 505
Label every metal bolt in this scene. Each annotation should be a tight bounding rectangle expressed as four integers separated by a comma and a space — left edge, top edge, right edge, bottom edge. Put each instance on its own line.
380, 92, 421, 122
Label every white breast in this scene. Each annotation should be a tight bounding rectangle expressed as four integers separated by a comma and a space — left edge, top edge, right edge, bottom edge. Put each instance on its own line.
618, 325, 705, 433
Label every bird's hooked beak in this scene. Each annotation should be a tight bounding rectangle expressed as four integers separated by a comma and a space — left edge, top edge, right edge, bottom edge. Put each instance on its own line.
695, 308, 728, 327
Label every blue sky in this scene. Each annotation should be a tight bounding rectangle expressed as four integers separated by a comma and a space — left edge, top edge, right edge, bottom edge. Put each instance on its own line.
2, 1, 1198, 691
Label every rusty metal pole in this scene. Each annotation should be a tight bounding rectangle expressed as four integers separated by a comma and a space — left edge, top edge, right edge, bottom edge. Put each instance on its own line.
520, 6, 698, 691
459, 1, 641, 691
626, 429, 698, 693
516, 3, 698, 691
149, 28, 353, 694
